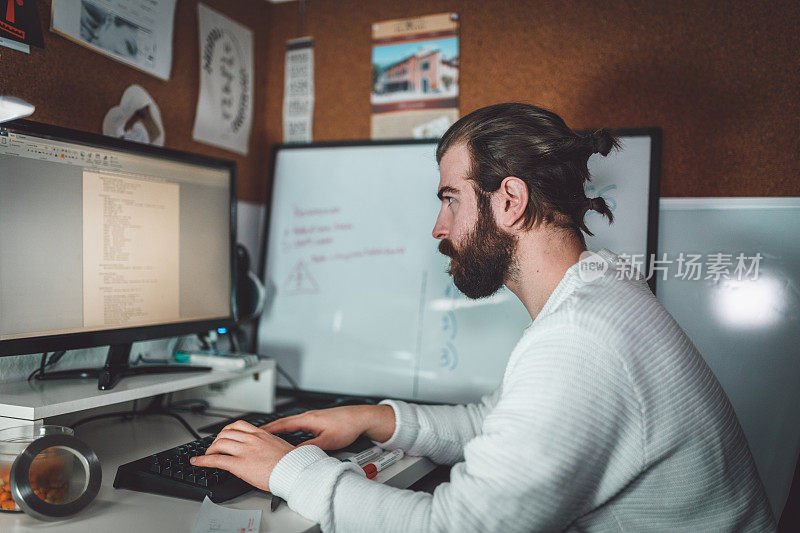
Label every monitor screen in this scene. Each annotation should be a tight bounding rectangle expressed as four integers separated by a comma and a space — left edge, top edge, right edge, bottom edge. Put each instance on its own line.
0, 121, 236, 356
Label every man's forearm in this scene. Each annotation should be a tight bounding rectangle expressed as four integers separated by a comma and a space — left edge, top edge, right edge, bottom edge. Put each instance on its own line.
362, 404, 396, 442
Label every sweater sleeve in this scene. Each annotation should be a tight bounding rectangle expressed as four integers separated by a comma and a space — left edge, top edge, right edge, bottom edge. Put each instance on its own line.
375, 387, 502, 465
269, 329, 645, 533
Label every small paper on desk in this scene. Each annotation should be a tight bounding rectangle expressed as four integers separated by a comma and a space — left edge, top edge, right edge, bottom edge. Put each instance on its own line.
192, 496, 261, 533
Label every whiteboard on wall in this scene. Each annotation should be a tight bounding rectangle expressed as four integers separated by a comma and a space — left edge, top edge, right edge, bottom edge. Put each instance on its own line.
257, 132, 661, 403
656, 197, 800, 518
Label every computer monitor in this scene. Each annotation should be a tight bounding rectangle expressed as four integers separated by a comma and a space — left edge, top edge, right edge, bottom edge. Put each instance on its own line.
257, 136, 660, 403
0, 120, 237, 389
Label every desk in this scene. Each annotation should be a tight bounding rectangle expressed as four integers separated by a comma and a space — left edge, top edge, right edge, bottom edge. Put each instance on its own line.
0, 409, 435, 532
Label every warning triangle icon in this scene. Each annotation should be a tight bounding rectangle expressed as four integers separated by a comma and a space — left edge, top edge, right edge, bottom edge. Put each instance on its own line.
283, 260, 319, 295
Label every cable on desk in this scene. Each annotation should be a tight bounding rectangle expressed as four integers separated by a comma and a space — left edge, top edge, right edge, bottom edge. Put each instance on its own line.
70, 409, 201, 440
166, 398, 245, 420
161, 411, 202, 440
27, 352, 47, 382
27, 350, 67, 382
169, 407, 236, 419
168, 398, 210, 410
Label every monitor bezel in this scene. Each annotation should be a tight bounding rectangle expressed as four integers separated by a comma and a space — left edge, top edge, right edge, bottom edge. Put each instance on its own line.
0, 119, 238, 357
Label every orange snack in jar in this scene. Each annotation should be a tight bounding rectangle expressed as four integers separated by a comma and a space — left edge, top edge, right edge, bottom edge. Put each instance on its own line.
0, 483, 16, 512
24, 453, 69, 503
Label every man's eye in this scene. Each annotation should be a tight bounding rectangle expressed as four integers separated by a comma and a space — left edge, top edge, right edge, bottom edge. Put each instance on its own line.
444, 197, 454, 206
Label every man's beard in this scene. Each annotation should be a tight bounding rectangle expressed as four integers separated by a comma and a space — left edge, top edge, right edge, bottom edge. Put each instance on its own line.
438, 195, 516, 299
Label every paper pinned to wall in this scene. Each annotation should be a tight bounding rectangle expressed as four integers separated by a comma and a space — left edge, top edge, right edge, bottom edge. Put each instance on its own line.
191, 496, 261, 533
192, 3, 254, 155
51, 0, 176, 80
371, 13, 460, 139
102, 85, 165, 146
283, 37, 314, 143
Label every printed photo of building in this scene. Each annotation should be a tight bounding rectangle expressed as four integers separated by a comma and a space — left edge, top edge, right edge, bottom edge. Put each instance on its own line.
370, 18, 460, 138
374, 48, 459, 95
371, 36, 459, 107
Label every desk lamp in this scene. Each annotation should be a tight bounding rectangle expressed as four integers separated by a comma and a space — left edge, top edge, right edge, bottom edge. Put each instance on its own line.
0, 96, 35, 123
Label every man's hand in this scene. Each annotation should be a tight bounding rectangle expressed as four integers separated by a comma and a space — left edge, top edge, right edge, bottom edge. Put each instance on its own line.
261, 405, 396, 450
190, 420, 295, 492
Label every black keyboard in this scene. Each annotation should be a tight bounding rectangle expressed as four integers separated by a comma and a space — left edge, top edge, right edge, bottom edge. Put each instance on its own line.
114, 400, 375, 502
113, 429, 316, 503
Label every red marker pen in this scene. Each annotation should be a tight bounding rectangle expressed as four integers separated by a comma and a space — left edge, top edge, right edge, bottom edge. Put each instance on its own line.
362, 449, 404, 479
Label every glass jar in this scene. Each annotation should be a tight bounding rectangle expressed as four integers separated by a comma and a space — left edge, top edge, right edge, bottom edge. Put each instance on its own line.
0, 425, 76, 513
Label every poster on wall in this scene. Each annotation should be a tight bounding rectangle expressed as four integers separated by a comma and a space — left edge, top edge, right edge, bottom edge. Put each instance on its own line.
371, 12, 459, 140
50, 0, 176, 80
192, 3, 254, 156
283, 37, 314, 143
0, 0, 44, 54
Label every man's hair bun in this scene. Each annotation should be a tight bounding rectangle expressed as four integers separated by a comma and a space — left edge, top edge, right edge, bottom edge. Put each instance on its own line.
588, 129, 620, 156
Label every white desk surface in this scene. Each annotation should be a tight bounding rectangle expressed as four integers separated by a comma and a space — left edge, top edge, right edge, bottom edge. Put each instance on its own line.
0, 409, 435, 532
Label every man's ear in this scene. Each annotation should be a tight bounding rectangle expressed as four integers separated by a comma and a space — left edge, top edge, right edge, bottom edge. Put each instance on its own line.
494, 177, 529, 228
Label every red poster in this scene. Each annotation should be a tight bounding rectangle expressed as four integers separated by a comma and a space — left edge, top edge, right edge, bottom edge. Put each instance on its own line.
0, 0, 44, 50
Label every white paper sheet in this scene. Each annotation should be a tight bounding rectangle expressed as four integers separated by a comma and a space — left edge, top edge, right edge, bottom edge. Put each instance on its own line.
50, 0, 176, 80
192, 3, 254, 155
283, 37, 314, 143
192, 496, 261, 533
102, 85, 165, 146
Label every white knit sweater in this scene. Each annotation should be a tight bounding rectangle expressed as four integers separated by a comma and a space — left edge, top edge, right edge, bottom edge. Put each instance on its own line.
269, 249, 776, 532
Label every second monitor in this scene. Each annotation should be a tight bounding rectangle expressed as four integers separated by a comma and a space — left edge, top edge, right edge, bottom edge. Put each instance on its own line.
0, 120, 237, 389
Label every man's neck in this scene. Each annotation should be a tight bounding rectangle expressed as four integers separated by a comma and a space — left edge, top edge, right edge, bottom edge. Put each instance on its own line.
504, 230, 586, 321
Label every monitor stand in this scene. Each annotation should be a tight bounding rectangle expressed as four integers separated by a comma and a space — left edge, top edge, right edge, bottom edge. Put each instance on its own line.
36, 343, 212, 391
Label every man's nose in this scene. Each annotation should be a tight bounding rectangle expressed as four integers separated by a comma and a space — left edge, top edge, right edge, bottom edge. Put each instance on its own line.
432, 211, 448, 240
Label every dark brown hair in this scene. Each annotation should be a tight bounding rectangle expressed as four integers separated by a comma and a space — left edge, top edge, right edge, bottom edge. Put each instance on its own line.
436, 103, 619, 244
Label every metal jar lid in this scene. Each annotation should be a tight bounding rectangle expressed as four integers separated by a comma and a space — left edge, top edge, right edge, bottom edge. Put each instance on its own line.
9, 433, 102, 521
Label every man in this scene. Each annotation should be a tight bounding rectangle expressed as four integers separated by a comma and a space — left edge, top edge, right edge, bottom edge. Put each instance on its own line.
191, 103, 776, 531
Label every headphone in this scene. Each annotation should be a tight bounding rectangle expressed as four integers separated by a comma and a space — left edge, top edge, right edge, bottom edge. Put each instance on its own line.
234, 244, 266, 322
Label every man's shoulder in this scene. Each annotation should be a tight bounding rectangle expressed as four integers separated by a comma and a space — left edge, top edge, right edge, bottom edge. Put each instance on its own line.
515, 264, 685, 381
554, 261, 674, 346
509, 317, 626, 385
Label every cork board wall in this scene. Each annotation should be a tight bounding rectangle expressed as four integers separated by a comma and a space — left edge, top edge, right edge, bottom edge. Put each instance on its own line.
264, 0, 799, 198
1, 1, 797, 201
0, 0, 271, 203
